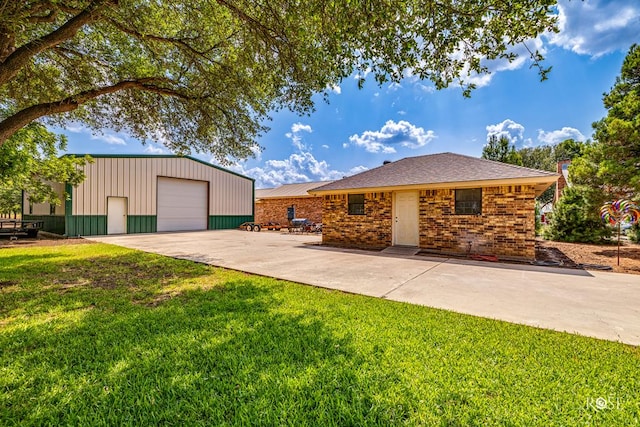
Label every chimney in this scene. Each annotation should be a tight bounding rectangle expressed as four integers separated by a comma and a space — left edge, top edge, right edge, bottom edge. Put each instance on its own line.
554, 159, 571, 202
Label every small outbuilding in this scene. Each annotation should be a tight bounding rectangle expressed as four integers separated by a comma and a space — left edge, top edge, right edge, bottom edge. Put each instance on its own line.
23, 155, 254, 236
310, 153, 558, 260
254, 181, 332, 225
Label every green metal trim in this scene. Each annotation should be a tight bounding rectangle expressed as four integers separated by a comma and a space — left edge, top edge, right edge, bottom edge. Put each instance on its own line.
64, 183, 73, 236
61, 154, 254, 182
209, 215, 253, 230
66, 215, 107, 237
23, 215, 66, 235
127, 215, 157, 234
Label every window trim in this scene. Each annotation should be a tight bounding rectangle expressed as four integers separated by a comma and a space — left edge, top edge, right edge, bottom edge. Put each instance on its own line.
455, 188, 482, 215
347, 193, 365, 215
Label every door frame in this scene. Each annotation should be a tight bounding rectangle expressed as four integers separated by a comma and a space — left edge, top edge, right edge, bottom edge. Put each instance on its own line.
107, 196, 128, 235
392, 190, 419, 246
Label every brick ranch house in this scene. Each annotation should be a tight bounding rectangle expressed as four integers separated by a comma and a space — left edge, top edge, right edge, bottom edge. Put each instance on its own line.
310, 153, 559, 260
254, 181, 333, 225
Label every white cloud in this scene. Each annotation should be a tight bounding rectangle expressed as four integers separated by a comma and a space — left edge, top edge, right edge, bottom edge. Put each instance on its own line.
249, 144, 263, 161
231, 151, 367, 188
354, 68, 372, 80
90, 133, 126, 145
290, 123, 312, 134
487, 119, 587, 147
65, 123, 84, 133
347, 120, 436, 153
387, 82, 402, 92
144, 144, 165, 154
348, 165, 369, 175
416, 83, 435, 94
286, 122, 313, 150
548, 0, 640, 57
537, 127, 586, 145
226, 122, 367, 188
327, 84, 342, 94
397, 110, 407, 116
486, 119, 526, 143
462, 37, 546, 88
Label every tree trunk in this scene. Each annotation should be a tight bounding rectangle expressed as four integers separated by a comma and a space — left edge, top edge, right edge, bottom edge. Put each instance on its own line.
0, 102, 79, 145
0, 1, 109, 86
0, 78, 184, 146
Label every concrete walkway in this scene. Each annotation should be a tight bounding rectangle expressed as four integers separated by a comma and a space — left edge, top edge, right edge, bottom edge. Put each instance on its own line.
89, 230, 640, 346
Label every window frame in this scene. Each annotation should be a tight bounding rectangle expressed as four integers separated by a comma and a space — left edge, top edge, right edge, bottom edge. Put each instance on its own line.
455, 188, 482, 215
347, 193, 365, 215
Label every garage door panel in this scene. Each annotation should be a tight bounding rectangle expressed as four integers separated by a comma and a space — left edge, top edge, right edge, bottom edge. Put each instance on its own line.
157, 177, 208, 232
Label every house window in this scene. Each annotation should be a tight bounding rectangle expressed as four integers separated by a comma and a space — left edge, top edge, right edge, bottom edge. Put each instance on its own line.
50, 204, 56, 215
455, 188, 482, 215
348, 194, 365, 215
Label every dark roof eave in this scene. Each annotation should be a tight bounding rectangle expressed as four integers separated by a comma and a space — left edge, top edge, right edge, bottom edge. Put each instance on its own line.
310, 175, 560, 195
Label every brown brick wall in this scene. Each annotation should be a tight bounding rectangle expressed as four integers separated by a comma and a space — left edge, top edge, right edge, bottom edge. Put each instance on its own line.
255, 197, 323, 224
321, 185, 537, 260
418, 186, 536, 260
322, 192, 393, 249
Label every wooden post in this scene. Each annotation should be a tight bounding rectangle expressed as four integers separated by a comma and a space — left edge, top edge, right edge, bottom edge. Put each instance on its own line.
617, 223, 621, 266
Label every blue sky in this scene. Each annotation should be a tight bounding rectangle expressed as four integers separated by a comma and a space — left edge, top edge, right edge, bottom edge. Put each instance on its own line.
58, 0, 640, 189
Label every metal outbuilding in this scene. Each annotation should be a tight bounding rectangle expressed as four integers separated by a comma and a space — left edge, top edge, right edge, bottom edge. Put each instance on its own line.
23, 155, 254, 236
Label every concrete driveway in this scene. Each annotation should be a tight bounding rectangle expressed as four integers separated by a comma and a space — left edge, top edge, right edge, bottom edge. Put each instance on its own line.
89, 230, 640, 346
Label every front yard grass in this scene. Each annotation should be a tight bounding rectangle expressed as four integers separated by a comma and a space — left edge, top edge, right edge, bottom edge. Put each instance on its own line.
1, 243, 639, 425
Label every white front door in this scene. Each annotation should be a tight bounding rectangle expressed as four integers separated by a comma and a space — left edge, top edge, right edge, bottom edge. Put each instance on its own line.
394, 191, 419, 246
107, 197, 127, 234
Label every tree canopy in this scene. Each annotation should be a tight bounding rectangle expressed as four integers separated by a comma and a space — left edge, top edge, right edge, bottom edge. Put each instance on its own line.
482, 137, 586, 205
481, 135, 523, 165
0, 122, 88, 215
571, 44, 640, 199
0, 0, 556, 161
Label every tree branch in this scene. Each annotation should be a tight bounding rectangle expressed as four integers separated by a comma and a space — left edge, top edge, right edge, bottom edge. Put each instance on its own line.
27, 8, 59, 23
106, 18, 225, 62
215, 0, 278, 41
0, 0, 112, 87
0, 77, 194, 146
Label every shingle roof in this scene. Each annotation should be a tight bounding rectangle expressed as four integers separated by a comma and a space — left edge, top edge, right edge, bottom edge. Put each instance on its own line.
256, 181, 334, 199
312, 153, 558, 193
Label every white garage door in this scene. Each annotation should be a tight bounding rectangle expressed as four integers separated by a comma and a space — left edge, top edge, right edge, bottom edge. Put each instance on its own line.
157, 177, 208, 232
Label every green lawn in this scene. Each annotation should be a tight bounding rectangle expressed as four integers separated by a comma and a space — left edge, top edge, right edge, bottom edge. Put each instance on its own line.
1, 243, 638, 426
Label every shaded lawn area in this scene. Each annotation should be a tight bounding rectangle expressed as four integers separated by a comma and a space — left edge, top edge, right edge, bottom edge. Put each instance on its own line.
1, 243, 639, 426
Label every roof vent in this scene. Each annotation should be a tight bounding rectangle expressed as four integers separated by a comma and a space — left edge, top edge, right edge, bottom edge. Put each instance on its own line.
383, 160, 392, 165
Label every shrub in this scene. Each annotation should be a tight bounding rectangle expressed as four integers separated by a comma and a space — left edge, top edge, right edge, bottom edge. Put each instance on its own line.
544, 186, 611, 243
628, 223, 640, 243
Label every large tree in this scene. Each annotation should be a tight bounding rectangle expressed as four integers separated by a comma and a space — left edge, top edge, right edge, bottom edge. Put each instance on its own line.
571, 44, 640, 199
0, 122, 88, 216
0, 0, 556, 161
482, 138, 586, 205
481, 135, 523, 165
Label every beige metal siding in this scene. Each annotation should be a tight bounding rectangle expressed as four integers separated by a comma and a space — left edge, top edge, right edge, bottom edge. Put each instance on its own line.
72, 157, 253, 216
24, 182, 65, 215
